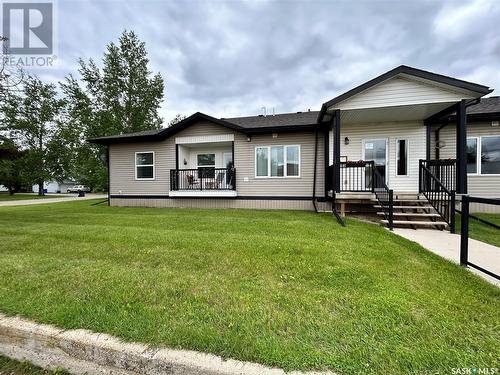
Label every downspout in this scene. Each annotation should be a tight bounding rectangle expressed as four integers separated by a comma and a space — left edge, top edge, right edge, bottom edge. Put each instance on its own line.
312, 123, 319, 213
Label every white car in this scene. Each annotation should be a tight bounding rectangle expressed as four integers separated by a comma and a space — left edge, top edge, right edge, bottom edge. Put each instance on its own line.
67, 185, 91, 193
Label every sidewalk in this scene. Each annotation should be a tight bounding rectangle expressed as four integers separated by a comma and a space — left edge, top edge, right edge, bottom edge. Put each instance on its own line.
0, 194, 107, 207
393, 228, 500, 287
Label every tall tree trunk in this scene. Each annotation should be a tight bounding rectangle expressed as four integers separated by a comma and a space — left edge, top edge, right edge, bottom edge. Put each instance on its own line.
8, 187, 14, 196
38, 181, 44, 196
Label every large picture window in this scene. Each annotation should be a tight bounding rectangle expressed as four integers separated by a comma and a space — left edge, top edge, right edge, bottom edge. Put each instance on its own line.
197, 153, 215, 178
135, 152, 155, 180
481, 136, 500, 175
255, 145, 300, 178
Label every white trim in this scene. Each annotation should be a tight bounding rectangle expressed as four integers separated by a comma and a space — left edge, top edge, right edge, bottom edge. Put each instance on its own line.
362, 138, 389, 183
479, 135, 500, 176
466, 137, 479, 176
254, 145, 301, 178
395, 138, 409, 177
168, 190, 237, 198
175, 134, 234, 144
135, 151, 155, 180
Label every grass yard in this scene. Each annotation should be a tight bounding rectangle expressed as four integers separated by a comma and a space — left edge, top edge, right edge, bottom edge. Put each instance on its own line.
0, 200, 498, 374
0, 355, 68, 375
0, 193, 64, 201
456, 212, 500, 248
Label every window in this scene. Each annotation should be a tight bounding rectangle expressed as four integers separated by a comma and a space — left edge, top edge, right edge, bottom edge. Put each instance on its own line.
466, 138, 478, 174
197, 153, 215, 178
481, 136, 500, 175
197, 153, 215, 167
255, 145, 300, 177
396, 139, 408, 176
135, 152, 154, 180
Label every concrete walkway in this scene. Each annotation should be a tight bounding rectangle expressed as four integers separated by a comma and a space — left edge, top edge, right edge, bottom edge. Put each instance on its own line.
0, 194, 107, 207
394, 228, 500, 287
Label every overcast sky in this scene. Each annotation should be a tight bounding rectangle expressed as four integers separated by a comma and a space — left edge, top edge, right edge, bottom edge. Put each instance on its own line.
31, 0, 500, 123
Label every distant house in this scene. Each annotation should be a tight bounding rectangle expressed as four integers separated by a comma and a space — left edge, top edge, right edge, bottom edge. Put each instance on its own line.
90, 65, 500, 229
32, 180, 77, 194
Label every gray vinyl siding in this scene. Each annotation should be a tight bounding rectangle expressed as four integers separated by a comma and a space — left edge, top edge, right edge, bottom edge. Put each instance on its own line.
109, 120, 323, 198
235, 132, 324, 197
437, 122, 500, 198
110, 197, 331, 211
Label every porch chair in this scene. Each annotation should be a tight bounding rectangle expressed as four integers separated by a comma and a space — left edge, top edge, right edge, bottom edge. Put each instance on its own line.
186, 174, 199, 189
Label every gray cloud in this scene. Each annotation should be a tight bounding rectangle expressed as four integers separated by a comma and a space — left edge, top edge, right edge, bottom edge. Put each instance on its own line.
30, 0, 500, 123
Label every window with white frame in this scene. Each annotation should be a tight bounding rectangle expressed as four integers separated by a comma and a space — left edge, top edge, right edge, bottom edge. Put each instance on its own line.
466, 136, 500, 175
396, 139, 408, 176
255, 145, 300, 177
135, 152, 155, 180
481, 136, 500, 174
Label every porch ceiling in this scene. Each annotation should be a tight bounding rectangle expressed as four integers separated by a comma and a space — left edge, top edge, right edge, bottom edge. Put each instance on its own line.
339, 102, 457, 124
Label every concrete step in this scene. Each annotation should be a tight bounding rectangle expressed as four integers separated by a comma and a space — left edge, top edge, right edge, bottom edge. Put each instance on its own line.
376, 212, 441, 217
381, 220, 448, 227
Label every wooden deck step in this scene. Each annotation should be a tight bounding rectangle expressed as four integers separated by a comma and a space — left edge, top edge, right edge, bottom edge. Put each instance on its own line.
376, 212, 441, 217
374, 205, 434, 209
381, 220, 447, 226
372, 199, 429, 203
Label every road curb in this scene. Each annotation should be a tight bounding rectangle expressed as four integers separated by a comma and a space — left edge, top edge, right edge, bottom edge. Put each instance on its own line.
0, 313, 335, 375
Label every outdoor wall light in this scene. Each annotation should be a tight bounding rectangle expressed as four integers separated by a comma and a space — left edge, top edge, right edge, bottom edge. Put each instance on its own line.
246, 135, 252, 142
183, 158, 187, 165
344, 137, 350, 145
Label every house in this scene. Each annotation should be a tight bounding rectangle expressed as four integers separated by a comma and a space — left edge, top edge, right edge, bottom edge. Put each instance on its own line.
32, 180, 78, 194
90, 65, 500, 229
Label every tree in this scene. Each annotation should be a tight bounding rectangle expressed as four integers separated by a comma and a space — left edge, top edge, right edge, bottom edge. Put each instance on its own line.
0, 136, 26, 194
0, 76, 64, 195
61, 30, 164, 190
0, 36, 25, 100
168, 114, 186, 126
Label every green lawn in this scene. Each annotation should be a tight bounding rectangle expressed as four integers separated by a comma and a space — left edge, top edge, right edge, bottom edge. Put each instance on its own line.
456, 213, 500, 247
0, 355, 68, 375
0, 193, 64, 201
0, 201, 498, 374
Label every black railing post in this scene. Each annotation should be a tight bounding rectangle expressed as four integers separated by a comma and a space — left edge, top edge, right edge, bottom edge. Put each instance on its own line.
460, 195, 469, 266
233, 168, 236, 190
371, 161, 375, 193
388, 189, 394, 231
450, 190, 456, 233
418, 160, 423, 193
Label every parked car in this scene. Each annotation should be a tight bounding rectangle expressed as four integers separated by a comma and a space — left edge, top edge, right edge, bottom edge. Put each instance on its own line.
67, 185, 91, 193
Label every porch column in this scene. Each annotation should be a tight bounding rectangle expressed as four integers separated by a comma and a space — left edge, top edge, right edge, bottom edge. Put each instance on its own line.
426, 124, 431, 160
456, 99, 467, 194
334, 109, 341, 193
324, 121, 330, 199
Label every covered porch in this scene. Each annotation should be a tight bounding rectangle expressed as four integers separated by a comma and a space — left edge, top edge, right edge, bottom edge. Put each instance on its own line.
169, 135, 236, 197
317, 66, 492, 229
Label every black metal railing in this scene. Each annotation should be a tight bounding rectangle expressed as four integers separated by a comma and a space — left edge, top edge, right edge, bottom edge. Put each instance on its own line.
420, 159, 456, 192
460, 195, 500, 281
419, 160, 456, 232
329, 161, 375, 193
170, 168, 236, 191
373, 166, 394, 230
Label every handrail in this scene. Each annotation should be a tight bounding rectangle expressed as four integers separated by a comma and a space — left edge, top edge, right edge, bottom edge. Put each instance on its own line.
170, 168, 236, 191
419, 160, 456, 232
372, 166, 393, 230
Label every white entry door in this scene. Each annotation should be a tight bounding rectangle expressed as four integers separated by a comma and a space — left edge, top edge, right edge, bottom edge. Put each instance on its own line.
363, 139, 388, 184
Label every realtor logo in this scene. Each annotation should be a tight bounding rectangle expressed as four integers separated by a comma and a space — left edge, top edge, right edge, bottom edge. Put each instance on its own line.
2, 2, 53, 54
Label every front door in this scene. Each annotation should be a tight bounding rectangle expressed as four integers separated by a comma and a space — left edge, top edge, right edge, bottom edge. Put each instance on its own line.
363, 139, 388, 185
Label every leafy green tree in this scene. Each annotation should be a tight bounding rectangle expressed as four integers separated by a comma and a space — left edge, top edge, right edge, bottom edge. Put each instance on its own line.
61, 30, 164, 190
0, 136, 26, 194
168, 114, 186, 126
0, 76, 64, 195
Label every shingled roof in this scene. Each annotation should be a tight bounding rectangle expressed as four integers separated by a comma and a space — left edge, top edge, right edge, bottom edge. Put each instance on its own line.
89, 110, 320, 144
225, 110, 319, 128
467, 96, 500, 114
